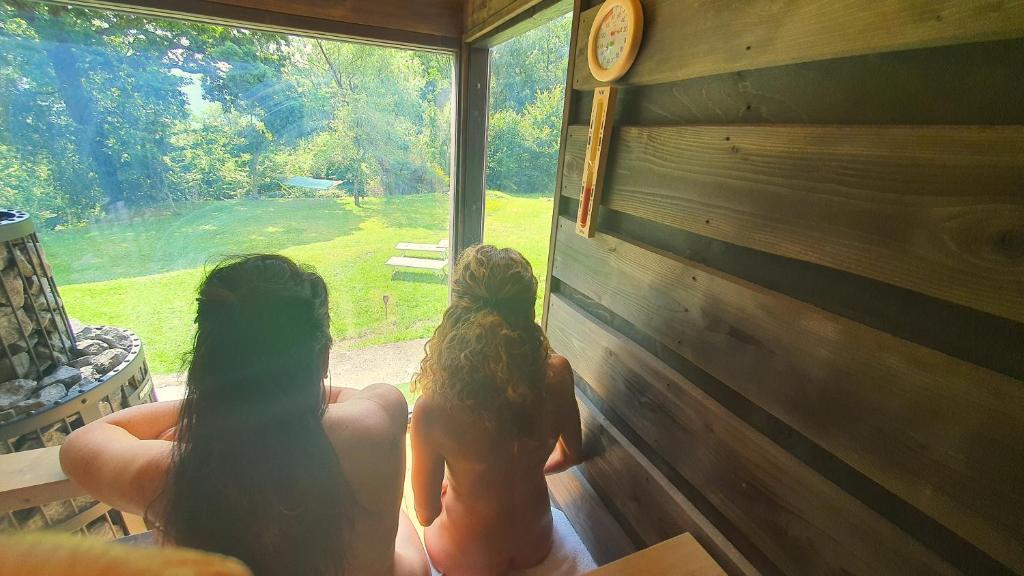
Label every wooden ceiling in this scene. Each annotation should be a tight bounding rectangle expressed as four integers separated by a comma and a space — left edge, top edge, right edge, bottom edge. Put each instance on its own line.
89, 0, 545, 48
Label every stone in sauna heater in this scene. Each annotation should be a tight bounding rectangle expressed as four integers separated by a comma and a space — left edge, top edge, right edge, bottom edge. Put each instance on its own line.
0, 210, 154, 538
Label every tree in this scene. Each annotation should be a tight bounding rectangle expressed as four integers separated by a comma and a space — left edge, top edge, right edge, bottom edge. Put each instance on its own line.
0, 0, 455, 225
486, 15, 571, 195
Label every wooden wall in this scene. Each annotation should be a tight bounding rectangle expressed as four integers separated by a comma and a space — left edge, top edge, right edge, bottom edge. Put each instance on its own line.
545, 1, 1024, 574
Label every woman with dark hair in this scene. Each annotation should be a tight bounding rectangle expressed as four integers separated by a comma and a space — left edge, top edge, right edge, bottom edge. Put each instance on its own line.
61, 254, 429, 576
410, 245, 584, 575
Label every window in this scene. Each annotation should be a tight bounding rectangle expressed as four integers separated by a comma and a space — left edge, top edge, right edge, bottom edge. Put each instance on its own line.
0, 1, 454, 399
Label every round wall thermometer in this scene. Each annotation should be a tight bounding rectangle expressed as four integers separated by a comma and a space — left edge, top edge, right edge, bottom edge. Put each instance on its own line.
587, 0, 644, 83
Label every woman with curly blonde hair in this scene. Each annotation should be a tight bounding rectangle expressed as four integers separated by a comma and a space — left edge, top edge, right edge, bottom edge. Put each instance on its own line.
410, 245, 583, 576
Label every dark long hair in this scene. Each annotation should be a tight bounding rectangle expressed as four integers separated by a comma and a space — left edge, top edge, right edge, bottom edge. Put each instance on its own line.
160, 255, 349, 576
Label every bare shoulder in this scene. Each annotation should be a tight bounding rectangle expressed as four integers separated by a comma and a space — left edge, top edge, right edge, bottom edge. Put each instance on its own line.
411, 393, 441, 427
324, 383, 408, 446
547, 354, 573, 390
323, 384, 409, 511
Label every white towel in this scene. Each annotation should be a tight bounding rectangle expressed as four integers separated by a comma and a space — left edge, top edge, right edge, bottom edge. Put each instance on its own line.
429, 508, 597, 576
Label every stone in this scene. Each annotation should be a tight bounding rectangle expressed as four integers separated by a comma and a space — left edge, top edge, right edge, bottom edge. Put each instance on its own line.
94, 327, 133, 352
39, 365, 82, 389
15, 242, 51, 277
12, 398, 45, 415
71, 377, 97, 393
0, 352, 33, 382
14, 421, 68, 450
85, 516, 116, 539
109, 389, 125, 412
0, 307, 32, 347
69, 355, 95, 369
0, 408, 15, 423
0, 378, 36, 410
12, 249, 34, 277
12, 508, 47, 531
32, 382, 67, 404
79, 366, 101, 381
34, 344, 68, 368
33, 309, 54, 330
0, 266, 25, 309
75, 326, 103, 340
75, 339, 109, 357
69, 317, 86, 335
92, 348, 127, 375
40, 499, 76, 525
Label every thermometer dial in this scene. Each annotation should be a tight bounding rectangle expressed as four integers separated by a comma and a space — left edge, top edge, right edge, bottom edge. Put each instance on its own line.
596, 5, 629, 70
587, 0, 643, 83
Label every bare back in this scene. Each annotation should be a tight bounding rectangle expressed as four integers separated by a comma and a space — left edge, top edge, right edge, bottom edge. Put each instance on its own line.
60, 384, 427, 576
411, 355, 582, 576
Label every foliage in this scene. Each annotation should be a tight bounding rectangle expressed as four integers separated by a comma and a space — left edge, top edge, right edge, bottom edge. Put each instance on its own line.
486, 14, 571, 196
0, 0, 452, 226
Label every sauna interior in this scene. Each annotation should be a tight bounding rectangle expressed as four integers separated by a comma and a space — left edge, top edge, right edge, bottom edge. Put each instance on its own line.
1, 0, 1022, 574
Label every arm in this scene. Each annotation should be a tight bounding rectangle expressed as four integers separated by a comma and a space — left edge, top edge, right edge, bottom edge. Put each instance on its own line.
394, 510, 431, 576
59, 401, 181, 516
544, 356, 584, 475
325, 384, 428, 575
326, 385, 362, 404
410, 395, 445, 527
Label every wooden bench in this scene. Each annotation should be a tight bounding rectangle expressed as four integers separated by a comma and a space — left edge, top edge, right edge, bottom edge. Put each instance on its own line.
0, 446, 147, 534
395, 242, 447, 254
587, 533, 725, 576
4, 446, 724, 574
385, 256, 448, 272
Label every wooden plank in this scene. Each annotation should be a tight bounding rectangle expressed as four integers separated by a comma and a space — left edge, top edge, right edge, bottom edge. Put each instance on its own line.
84, 0, 461, 50
548, 466, 636, 565
452, 47, 489, 257
464, 0, 546, 42
395, 243, 447, 253
562, 124, 1024, 323
586, 533, 725, 576
207, 0, 463, 39
571, 38, 1024, 126
548, 295, 958, 576
472, 0, 573, 48
573, 0, 1024, 89
542, 0, 583, 329
550, 219, 1024, 572
0, 447, 84, 514
385, 256, 447, 270
575, 391, 761, 576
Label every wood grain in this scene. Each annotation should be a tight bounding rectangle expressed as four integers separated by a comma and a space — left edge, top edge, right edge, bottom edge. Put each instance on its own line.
551, 218, 1024, 571
575, 390, 762, 576
547, 466, 636, 565
562, 124, 1024, 322
207, 0, 463, 38
574, 0, 1024, 89
548, 295, 957, 576
464, 0, 545, 41
571, 38, 1024, 126
585, 533, 725, 576
0, 447, 83, 514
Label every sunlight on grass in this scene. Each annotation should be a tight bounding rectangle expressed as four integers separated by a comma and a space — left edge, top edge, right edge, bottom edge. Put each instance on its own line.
484, 190, 555, 319
51, 193, 553, 375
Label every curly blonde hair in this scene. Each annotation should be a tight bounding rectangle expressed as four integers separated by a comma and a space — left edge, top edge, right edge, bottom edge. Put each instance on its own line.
412, 245, 550, 437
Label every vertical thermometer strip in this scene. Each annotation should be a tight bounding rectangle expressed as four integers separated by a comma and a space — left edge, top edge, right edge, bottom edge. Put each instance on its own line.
576, 86, 618, 238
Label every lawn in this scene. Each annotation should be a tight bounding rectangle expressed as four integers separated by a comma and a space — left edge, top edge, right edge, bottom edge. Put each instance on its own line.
40, 191, 553, 375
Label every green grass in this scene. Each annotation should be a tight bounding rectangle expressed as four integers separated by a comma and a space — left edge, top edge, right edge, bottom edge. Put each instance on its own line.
41, 192, 553, 375
483, 190, 555, 319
